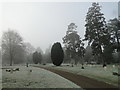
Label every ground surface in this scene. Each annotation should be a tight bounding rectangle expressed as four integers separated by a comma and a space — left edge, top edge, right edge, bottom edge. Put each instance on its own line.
2, 65, 81, 88
33, 64, 119, 89
35, 66, 118, 89
0, 66, 2, 89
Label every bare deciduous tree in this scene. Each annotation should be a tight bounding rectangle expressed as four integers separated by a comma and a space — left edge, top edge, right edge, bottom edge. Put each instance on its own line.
2, 29, 23, 66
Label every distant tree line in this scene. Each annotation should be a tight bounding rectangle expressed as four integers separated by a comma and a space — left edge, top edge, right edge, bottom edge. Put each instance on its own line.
33, 51, 42, 64
1, 2, 120, 66
1, 29, 43, 66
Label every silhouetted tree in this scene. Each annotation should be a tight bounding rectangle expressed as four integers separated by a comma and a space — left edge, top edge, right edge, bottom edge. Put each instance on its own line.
0, 48, 2, 65
38, 52, 42, 64
33, 51, 42, 64
51, 42, 64, 66
107, 18, 120, 52
84, 3, 110, 64
102, 45, 113, 64
36, 47, 43, 63
33, 51, 38, 64
107, 18, 120, 63
63, 23, 85, 65
44, 45, 52, 63
84, 45, 93, 63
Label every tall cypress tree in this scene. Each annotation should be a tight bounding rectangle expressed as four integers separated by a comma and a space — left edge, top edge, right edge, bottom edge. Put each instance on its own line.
51, 42, 64, 66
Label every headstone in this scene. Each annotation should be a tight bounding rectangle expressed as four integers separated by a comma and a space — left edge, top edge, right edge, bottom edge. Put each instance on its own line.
113, 65, 115, 68
15, 68, 19, 71
30, 69, 32, 72
104, 66, 107, 71
103, 63, 106, 68
81, 63, 84, 69
81, 66, 84, 69
26, 63, 28, 67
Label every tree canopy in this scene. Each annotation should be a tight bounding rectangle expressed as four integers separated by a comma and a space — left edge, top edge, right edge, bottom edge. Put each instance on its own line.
84, 2, 111, 64
33, 51, 42, 64
107, 18, 120, 52
63, 23, 85, 64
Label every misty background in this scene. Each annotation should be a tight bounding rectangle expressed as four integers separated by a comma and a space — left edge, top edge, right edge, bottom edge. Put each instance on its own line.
0, 2, 118, 53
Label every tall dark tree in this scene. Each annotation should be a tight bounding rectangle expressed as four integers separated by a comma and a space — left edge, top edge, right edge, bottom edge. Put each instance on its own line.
107, 18, 120, 63
63, 23, 85, 64
51, 42, 64, 66
84, 3, 110, 64
84, 45, 93, 63
107, 18, 120, 52
0, 48, 2, 65
38, 52, 42, 64
33, 51, 38, 64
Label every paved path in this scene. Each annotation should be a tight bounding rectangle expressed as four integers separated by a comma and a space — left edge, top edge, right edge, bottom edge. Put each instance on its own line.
35, 66, 119, 89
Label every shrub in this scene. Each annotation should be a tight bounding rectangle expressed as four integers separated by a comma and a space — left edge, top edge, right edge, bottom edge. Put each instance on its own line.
33, 51, 42, 64
51, 42, 64, 66
33, 51, 39, 64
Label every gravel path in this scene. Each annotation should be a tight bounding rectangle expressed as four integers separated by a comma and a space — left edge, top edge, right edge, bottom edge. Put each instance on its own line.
35, 66, 119, 89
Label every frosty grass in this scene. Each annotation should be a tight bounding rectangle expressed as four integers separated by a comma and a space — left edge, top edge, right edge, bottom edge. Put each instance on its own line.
2, 65, 81, 88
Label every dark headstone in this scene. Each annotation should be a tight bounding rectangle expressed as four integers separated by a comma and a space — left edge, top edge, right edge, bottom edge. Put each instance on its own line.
15, 68, 19, 71
6, 69, 11, 72
113, 72, 118, 75
26, 63, 28, 67
81, 66, 84, 69
113, 72, 120, 76
43, 63, 46, 65
30, 69, 32, 72
103, 63, 106, 68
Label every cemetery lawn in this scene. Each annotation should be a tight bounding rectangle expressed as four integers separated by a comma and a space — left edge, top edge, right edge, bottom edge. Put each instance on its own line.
2, 65, 80, 88
34, 64, 119, 87
0, 66, 2, 89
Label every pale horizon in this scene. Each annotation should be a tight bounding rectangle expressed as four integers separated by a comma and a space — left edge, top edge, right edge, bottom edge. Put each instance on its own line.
0, 2, 118, 52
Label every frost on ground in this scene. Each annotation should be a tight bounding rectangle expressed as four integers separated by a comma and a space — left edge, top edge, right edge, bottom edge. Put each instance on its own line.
0, 67, 2, 89
0, 57, 2, 89
2, 65, 80, 88
39, 64, 119, 87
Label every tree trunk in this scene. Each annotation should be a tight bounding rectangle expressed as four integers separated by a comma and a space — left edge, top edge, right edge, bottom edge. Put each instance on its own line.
10, 57, 12, 66
115, 30, 120, 52
9, 44, 13, 66
10, 50, 13, 66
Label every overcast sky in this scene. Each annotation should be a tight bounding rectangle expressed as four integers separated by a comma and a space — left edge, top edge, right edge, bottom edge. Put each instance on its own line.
0, 1, 118, 52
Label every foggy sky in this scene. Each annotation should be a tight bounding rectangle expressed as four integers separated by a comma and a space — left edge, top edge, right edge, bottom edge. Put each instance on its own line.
1, 2, 118, 53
